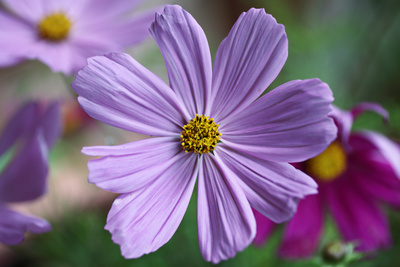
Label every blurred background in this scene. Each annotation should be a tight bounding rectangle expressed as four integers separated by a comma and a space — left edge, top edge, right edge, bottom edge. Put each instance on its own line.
0, 0, 399, 266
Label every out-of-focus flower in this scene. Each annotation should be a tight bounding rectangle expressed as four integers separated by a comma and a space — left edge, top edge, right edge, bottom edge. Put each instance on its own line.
73, 5, 336, 263
61, 99, 93, 137
254, 103, 400, 258
0, 0, 160, 75
0, 101, 61, 245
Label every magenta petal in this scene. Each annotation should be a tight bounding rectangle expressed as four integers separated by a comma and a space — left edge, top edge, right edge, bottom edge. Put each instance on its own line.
279, 194, 323, 258
222, 79, 336, 162
83, 137, 182, 193
253, 209, 276, 246
211, 8, 287, 122
351, 131, 400, 178
325, 179, 391, 252
105, 152, 198, 258
349, 135, 400, 206
197, 155, 255, 263
0, 129, 48, 203
216, 145, 317, 223
349, 164, 400, 207
72, 52, 186, 136
150, 5, 212, 117
0, 206, 51, 245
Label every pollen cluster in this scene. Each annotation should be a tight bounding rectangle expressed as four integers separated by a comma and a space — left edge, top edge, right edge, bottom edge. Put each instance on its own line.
305, 141, 347, 182
180, 114, 221, 155
38, 13, 71, 41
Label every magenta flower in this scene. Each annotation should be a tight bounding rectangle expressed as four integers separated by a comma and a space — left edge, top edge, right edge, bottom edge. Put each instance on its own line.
72, 5, 336, 263
0, 101, 61, 245
254, 103, 400, 258
0, 0, 159, 75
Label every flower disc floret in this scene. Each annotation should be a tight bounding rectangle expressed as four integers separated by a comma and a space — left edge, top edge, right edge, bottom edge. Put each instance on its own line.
38, 13, 71, 41
305, 141, 347, 181
180, 114, 221, 155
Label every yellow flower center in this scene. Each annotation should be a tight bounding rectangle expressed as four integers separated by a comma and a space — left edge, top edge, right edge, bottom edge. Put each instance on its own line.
180, 114, 221, 155
38, 13, 71, 41
305, 141, 347, 182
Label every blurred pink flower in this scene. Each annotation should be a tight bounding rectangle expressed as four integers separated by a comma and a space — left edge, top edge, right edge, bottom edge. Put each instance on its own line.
0, 0, 159, 75
61, 99, 93, 136
0, 101, 61, 245
73, 5, 337, 263
254, 103, 400, 258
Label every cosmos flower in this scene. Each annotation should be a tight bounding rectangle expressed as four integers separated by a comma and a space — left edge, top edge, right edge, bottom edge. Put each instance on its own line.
72, 5, 336, 263
0, 101, 61, 245
0, 0, 159, 75
253, 103, 400, 258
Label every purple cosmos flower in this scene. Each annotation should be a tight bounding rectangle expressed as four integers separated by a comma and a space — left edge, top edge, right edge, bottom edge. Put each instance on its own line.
72, 5, 336, 263
0, 0, 159, 75
253, 103, 400, 258
0, 101, 61, 245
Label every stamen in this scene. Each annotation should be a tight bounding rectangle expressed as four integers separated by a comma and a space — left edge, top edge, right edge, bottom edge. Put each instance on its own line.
180, 114, 221, 155
305, 141, 347, 182
38, 13, 71, 41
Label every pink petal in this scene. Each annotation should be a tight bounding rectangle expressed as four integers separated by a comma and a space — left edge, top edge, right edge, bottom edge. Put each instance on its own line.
73, 6, 161, 65
221, 79, 336, 162
349, 164, 400, 208
351, 131, 400, 178
66, 37, 122, 74
0, 206, 51, 245
0, 9, 117, 75
2, 0, 85, 23
348, 136, 400, 207
32, 38, 113, 75
150, 5, 212, 118
78, 0, 144, 22
85, 7, 160, 48
197, 155, 255, 263
211, 8, 287, 122
0, 10, 37, 66
253, 209, 276, 246
2, 0, 95, 22
83, 137, 183, 193
324, 178, 391, 252
1, 0, 47, 23
216, 145, 317, 223
105, 152, 198, 258
1, 1, 158, 74
279, 194, 324, 258
72, 52, 186, 136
